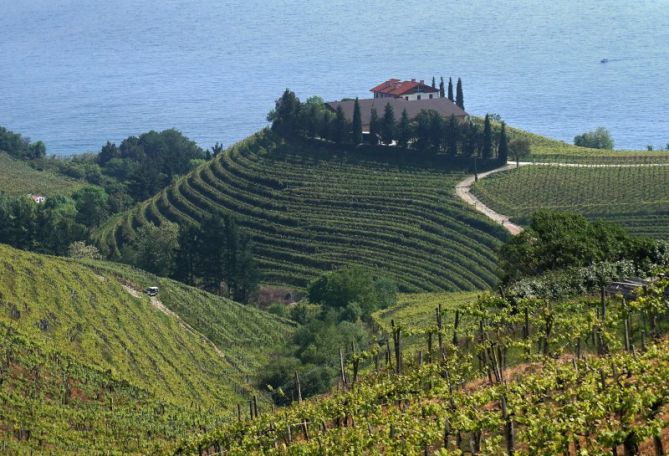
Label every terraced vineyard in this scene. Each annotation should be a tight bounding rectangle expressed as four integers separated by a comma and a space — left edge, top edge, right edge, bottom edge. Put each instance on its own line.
0, 244, 293, 410
471, 164, 669, 239
96, 132, 510, 292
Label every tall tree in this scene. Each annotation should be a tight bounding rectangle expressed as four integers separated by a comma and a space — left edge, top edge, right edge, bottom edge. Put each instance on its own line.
456, 78, 464, 110
369, 108, 380, 145
439, 77, 445, 98
196, 214, 227, 291
381, 103, 396, 145
233, 235, 260, 303
267, 89, 302, 137
352, 98, 363, 145
397, 109, 411, 148
498, 122, 509, 165
173, 223, 200, 285
447, 77, 454, 102
133, 222, 179, 277
431, 76, 436, 89
482, 114, 493, 160
333, 105, 349, 144
446, 115, 459, 157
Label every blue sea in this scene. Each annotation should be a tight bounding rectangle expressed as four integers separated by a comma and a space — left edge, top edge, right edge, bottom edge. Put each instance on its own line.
1, 0, 668, 155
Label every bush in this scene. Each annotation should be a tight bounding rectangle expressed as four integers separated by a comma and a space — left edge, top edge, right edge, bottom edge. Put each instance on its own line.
574, 127, 614, 150
307, 266, 397, 320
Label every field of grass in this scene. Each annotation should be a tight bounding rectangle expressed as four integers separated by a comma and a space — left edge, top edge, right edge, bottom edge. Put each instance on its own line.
0, 243, 293, 452
503, 123, 669, 162
0, 152, 84, 197
96, 131, 510, 293
471, 164, 669, 239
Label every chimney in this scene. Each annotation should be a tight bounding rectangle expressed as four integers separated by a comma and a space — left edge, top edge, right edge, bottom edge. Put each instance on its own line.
411, 78, 416, 82
419, 79, 424, 84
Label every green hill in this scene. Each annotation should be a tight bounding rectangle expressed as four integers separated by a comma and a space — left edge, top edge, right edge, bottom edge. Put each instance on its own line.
0, 152, 84, 197
471, 164, 669, 239
96, 131, 510, 292
0, 243, 293, 452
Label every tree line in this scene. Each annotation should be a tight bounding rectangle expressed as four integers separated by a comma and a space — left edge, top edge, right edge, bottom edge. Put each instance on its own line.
124, 213, 260, 303
268, 89, 517, 165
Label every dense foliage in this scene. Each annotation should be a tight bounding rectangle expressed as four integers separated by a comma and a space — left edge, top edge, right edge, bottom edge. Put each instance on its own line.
307, 266, 397, 320
268, 89, 507, 162
260, 267, 396, 405
574, 126, 615, 149
0, 188, 113, 256
96, 131, 509, 292
498, 211, 666, 283
0, 125, 46, 160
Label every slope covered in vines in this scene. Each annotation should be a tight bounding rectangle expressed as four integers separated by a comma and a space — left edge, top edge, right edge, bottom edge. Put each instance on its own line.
0, 243, 293, 452
177, 276, 669, 455
96, 131, 510, 292
470, 164, 669, 239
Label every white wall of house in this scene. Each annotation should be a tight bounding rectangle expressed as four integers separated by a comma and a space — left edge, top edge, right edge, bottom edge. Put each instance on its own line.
403, 91, 440, 101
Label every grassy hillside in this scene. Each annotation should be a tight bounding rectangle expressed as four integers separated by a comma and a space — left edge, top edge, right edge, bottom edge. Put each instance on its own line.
0, 152, 84, 197
471, 164, 669, 239
0, 243, 293, 451
96, 131, 510, 292
503, 123, 669, 162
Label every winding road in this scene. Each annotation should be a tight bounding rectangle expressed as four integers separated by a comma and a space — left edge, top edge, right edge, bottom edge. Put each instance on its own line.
455, 161, 669, 236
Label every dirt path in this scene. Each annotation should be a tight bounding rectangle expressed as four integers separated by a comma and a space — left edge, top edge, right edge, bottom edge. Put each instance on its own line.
455, 160, 669, 236
120, 283, 227, 360
455, 164, 524, 235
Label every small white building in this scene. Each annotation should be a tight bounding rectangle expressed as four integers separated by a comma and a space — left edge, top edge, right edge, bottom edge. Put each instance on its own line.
29, 194, 46, 204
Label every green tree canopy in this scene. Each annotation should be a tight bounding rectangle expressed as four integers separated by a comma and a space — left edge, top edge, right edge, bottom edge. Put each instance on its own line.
307, 266, 397, 319
574, 127, 614, 149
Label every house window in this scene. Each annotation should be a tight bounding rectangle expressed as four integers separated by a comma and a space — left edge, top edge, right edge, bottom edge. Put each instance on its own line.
417, 95, 421, 100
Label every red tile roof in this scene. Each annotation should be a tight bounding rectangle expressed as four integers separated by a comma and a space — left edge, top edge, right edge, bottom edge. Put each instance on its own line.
369, 79, 401, 93
370, 79, 438, 96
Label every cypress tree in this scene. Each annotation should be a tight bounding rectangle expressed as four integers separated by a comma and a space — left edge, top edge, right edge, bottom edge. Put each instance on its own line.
381, 103, 396, 145
447, 77, 454, 102
432, 76, 436, 89
456, 78, 464, 110
498, 122, 509, 165
397, 109, 411, 148
369, 108, 380, 145
482, 114, 493, 160
352, 98, 363, 145
439, 77, 445, 98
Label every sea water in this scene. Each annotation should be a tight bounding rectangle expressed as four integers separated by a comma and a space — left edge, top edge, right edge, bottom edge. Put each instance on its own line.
1, 0, 667, 154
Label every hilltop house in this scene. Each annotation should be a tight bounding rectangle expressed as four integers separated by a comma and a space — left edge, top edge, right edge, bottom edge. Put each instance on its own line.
370, 78, 440, 101
29, 194, 46, 204
327, 97, 468, 133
